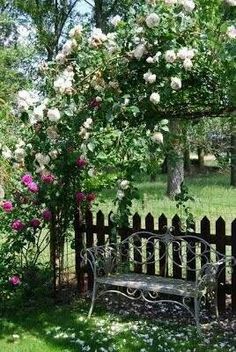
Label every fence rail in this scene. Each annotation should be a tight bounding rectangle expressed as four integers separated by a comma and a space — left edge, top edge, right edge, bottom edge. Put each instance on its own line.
71, 210, 236, 312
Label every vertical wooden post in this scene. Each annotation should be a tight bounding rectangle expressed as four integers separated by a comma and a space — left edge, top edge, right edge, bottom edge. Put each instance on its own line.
97, 211, 105, 247
86, 211, 94, 291
74, 209, 85, 293
200, 217, 211, 268
216, 217, 226, 312
172, 215, 182, 279
133, 213, 142, 274
232, 219, 236, 312
158, 214, 168, 277
146, 213, 155, 275
187, 222, 196, 281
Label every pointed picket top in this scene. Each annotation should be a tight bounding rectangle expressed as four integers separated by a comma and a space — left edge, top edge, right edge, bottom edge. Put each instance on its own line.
97, 210, 104, 222
172, 214, 181, 234
108, 211, 114, 228
232, 218, 236, 236
85, 209, 93, 224
216, 216, 225, 225
133, 212, 141, 229
145, 212, 154, 231
158, 213, 167, 232
201, 216, 210, 227
216, 217, 225, 237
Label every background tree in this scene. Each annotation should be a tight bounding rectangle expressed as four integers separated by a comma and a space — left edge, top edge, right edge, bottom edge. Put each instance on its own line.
13, 0, 81, 60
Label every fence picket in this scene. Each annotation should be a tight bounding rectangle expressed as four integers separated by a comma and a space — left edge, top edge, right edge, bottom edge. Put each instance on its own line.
86, 211, 94, 291
146, 213, 155, 275
133, 213, 142, 274
200, 217, 211, 268
172, 215, 182, 279
158, 214, 168, 277
232, 219, 236, 312
187, 222, 196, 281
96, 210, 105, 246
74, 210, 85, 293
69, 210, 236, 312
216, 217, 226, 312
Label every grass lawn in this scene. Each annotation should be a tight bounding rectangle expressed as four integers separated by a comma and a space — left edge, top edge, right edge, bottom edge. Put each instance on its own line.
0, 300, 235, 352
95, 172, 236, 231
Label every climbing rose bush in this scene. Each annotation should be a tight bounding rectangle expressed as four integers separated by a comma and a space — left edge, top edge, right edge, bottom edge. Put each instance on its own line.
0, 0, 234, 294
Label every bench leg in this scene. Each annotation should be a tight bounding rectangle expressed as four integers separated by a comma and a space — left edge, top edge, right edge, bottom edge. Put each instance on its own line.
194, 297, 201, 334
88, 282, 97, 318
214, 290, 219, 321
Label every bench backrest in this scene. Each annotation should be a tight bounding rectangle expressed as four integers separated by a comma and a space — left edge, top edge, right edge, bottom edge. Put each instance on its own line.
82, 227, 234, 281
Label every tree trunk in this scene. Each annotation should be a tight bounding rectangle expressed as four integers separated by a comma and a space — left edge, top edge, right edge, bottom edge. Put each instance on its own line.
94, 0, 106, 31
231, 116, 236, 187
184, 147, 191, 173
197, 147, 205, 169
167, 120, 184, 199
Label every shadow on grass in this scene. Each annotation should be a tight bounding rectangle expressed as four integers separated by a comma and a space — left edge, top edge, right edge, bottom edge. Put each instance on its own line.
0, 299, 157, 352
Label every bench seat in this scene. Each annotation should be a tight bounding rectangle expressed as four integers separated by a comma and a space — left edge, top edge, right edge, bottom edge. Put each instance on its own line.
97, 273, 197, 297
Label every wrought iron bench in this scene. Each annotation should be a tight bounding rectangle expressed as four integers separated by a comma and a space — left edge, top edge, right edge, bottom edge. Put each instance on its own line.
81, 227, 235, 332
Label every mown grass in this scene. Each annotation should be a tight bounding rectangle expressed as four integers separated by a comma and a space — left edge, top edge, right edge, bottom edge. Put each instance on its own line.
0, 300, 235, 352
95, 171, 236, 232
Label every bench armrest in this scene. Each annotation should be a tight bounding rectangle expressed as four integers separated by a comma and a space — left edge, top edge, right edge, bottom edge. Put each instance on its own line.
196, 256, 236, 293
81, 244, 121, 278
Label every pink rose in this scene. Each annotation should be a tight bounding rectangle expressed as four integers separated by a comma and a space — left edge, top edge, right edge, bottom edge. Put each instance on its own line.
76, 192, 86, 203
90, 99, 101, 109
41, 173, 55, 184
9, 275, 21, 286
11, 219, 24, 232
28, 182, 39, 193
21, 174, 33, 186
42, 209, 52, 221
76, 158, 87, 168
87, 193, 96, 202
30, 218, 41, 228
1, 200, 14, 213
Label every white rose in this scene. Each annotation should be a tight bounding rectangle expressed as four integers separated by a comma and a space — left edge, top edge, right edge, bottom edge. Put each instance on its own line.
133, 44, 146, 60
0, 184, 5, 199
181, 0, 195, 12
62, 39, 77, 56
164, 50, 176, 63
164, 0, 177, 4
171, 77, 182, 90
18, 99, 30, 112
227, 25, 236, 39
143, 71, 157, 84
145, 13, 160, 28
47, 108, 61, 122
120, 180, 130, 190
151, 132, 164, 144
32, 105, 45, 122
46, 126, 59, 140
2, 146, 12, 159
183, 58, 193, 71
69, 24, 83, 38
110, 15, 122, 27
225, 0, 236, 5
35, 153, 50, 166
178, 47, 195, 60
88, 28, 107, 47
83, 118, 93, 129
49, 150, 58, 160
55, 52, 66, 64
117, 190, 125, 200
150, 92, 160, 105
14, 148, 25, 162
146, 56, 155, 64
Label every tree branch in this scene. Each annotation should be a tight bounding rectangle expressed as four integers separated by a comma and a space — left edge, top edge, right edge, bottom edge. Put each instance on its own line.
83, 0, 94, 7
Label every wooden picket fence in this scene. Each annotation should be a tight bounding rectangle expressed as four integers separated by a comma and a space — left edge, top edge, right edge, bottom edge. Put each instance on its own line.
72, 210, 236, 312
